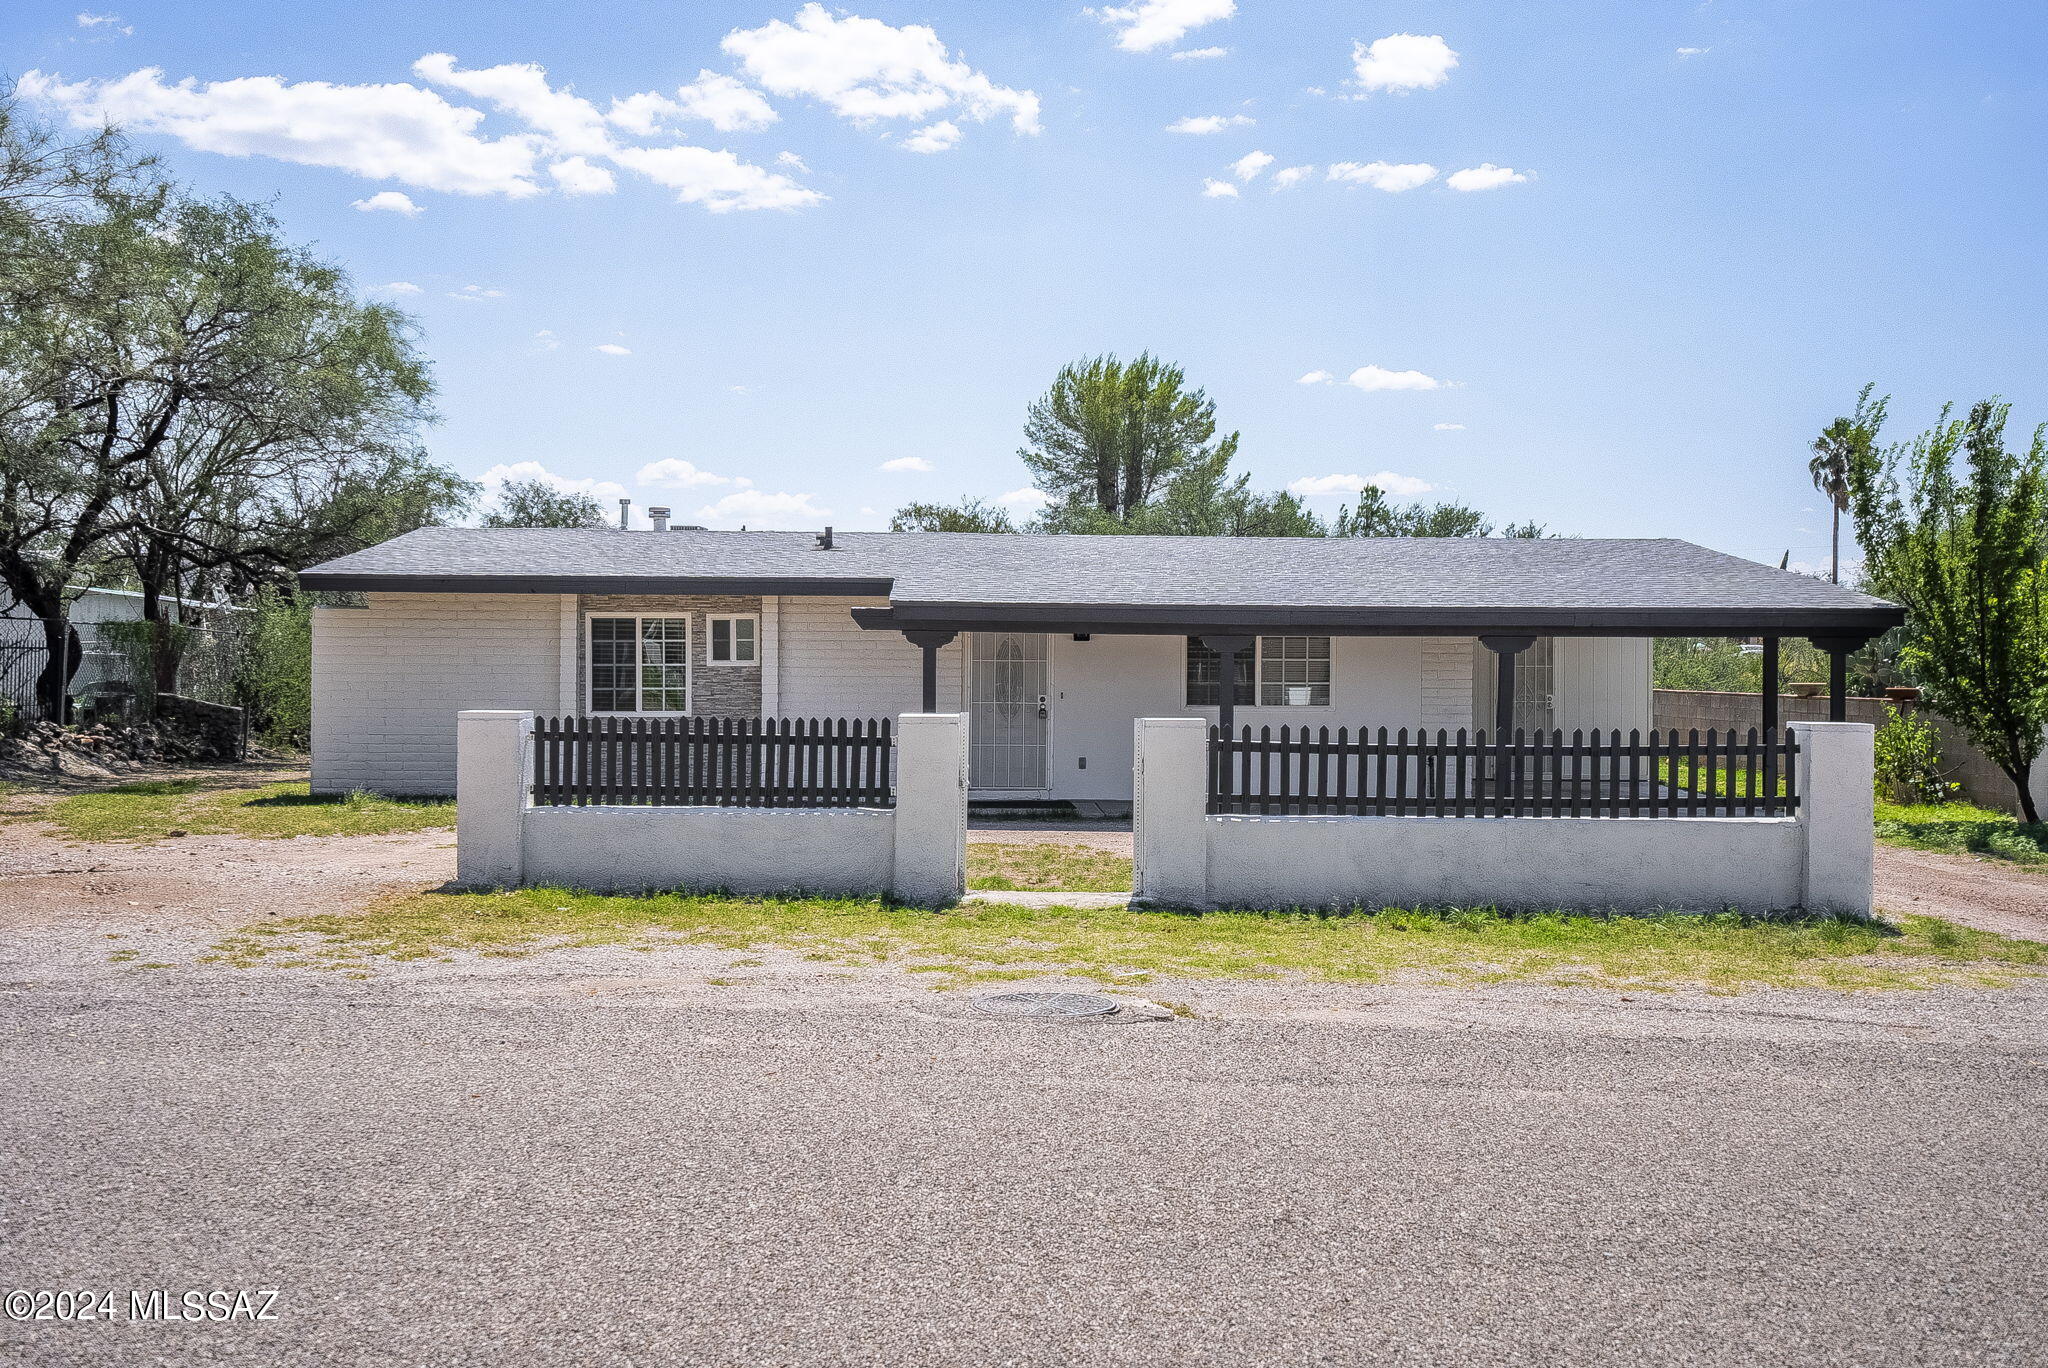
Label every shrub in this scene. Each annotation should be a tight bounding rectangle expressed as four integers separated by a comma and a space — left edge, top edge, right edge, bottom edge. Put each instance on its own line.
1873, 705, 1955, 805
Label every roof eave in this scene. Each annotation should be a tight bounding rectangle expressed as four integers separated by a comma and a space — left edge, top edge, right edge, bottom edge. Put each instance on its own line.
852, 601, 1906, 639
296, 572, 897, 596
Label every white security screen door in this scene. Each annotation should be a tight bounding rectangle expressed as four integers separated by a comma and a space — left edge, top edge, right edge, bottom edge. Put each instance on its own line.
1512, 636, 1555, 733
968, 633, 1048, 792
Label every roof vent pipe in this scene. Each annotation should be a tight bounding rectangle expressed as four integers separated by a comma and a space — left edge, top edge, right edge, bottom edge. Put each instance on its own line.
815, 526, 834, 551
618, 498, 632, 529
648, 506, 671, 532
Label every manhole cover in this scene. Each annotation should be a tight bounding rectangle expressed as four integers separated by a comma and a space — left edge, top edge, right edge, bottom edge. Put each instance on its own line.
970, 991, 1121, 1020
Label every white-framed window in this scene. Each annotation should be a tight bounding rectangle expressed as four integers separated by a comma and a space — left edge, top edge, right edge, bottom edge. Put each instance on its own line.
1185, 636, 1333, 707
586, 614, 690, 713
1258, 636, 1331, 707
706, 614, 759, 666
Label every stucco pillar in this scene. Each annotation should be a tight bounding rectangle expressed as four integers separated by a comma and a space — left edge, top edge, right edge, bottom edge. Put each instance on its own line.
1790, 720, 1873, 916
891, 713, 967, 906
1134, 717, 1210, 909
457, 710, 533, 889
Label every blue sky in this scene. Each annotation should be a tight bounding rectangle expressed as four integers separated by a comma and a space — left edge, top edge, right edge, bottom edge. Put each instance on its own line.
6, 1, 2045, 566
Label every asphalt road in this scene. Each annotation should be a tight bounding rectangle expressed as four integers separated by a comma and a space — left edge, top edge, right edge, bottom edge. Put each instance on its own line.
4, 966, 2046, 1367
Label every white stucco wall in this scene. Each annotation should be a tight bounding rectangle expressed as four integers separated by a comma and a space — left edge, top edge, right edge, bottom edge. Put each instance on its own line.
313, 593, 562, 795
1134, 717, 1875, 915
457, 710, 967, 904
523, 804, 897, 895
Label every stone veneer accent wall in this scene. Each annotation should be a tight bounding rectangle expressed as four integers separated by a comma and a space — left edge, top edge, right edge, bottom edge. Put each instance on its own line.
577, 594, 763, 718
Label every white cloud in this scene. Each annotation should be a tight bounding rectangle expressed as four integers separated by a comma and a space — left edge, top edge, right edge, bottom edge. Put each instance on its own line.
608, 71, 780, 136
724, 5, 1039, 138
1432, 422, 1465, 431
17, 67, 547, 197
1167, 113, 1252, 134
1288, 471, 1435, 499
1677, 47, 1710, 59
594, 343, 631, 356
903, 120, 961, 153
1326, 160, 1437, 192
479, 460, 627, 503
1347, 365, 1442, 391
775, 150, 809, 172
531, 329, 562, 351
1446, 163, 1527, 192
18, 59, 817, 215
608, 143, 821, 212
1270, 164, 1314, 189
694, 489, 831, 528
448, 284, 505, 301
1094, 0, 1235, 54
75, 11, 131, 34
879, 456, 934, 472
637, 458, 740, 488
377, 280, 423, 295
1351, 34, 1458, 93
549, 155, 616, 194
1201, 178, 1239, 198
1171, 46, 1229, 61
413, 53, 611, 156
1296, 370, 1334, 385
352, 190, 422, 215
1231, 149, 1274, 181
672, 70, 779, 132
996, 486, 1049, 510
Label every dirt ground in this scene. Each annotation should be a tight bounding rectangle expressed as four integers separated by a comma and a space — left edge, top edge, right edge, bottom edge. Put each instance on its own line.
3, 764, 2046, 964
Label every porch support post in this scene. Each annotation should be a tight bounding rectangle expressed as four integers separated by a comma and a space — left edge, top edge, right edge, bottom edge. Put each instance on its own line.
1761, 637, 1780, 733
1810, 636, 1867, 724
902, 630, 957, 712
1197, 634, 1255, 740
1478, 634, 1536, 736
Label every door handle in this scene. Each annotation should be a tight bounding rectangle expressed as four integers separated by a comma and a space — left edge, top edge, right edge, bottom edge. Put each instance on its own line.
1037, 694, 1048, 720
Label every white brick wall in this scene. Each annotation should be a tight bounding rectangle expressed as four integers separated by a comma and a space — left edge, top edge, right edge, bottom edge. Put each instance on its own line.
312, 593, 562, 795
774, 596, 963, 718
1419, 637, 1477, 730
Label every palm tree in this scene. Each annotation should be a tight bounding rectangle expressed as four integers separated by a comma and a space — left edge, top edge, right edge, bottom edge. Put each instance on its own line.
1809, 384, 1888, 584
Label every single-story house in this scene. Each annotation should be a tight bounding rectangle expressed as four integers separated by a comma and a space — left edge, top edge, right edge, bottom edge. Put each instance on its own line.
297, 526, 1904, 800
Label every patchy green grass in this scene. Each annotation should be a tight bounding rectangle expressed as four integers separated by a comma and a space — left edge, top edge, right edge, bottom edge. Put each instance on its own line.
1875, 800, 2048, 867
41, 781, 453, 843
200, 887, 2048, 993
968, 843, 1133, 892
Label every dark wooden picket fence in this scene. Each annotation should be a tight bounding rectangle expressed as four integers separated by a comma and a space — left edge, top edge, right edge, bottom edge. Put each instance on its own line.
1207, 726, 1800, 818
530, 716, 894, 808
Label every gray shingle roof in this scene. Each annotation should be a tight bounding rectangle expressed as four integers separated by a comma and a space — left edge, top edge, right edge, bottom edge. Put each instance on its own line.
298, 527, 1903, 635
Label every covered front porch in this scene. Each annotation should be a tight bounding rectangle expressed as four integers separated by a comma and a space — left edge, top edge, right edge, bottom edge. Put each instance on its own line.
858, 597, 1900, 804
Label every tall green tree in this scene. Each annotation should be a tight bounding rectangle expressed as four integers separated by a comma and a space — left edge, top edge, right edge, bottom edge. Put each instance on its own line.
1846, 398, 2048, 820
1021, 353, 1242, 526
1810, 384, 1888, 584
0, 100, 465, 705
483, 478, 606, 529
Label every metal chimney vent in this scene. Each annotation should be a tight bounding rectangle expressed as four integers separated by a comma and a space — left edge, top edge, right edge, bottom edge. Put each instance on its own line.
617, 498, 632, 529
815, 525, 835, 550
648, 506, 671, 532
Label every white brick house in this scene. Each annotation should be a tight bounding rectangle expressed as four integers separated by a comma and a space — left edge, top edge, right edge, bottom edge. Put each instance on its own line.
300, 527, 1903, 800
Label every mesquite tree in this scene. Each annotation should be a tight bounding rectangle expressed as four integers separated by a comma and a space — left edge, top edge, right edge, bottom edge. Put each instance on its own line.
1846, 398, 2048, 820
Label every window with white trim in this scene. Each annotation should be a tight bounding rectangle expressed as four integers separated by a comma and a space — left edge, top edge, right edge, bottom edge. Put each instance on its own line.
1259, 636, 1331, 706
706, 614, 759, 666
587, 615, 689, 713
1185, 636, 1332, 707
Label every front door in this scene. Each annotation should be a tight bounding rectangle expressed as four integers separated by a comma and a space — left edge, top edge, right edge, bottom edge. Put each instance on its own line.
968, 633, 1048, 793
1513, 636, 1556, 733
